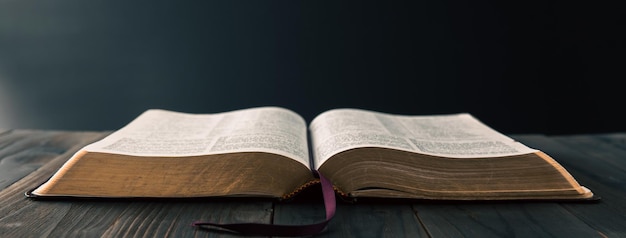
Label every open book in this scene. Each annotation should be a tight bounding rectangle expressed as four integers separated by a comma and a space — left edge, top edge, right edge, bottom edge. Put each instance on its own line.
29, 107, 594, 201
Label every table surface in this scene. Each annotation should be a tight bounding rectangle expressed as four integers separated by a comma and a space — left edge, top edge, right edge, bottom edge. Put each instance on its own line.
0, 129, 624, 237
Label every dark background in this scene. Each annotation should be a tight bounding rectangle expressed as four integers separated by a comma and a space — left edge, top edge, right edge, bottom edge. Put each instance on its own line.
1, 0, 623, 135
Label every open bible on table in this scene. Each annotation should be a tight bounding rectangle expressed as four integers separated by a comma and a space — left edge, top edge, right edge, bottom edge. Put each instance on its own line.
26, 107, 595, 235
28, 107, 593, 201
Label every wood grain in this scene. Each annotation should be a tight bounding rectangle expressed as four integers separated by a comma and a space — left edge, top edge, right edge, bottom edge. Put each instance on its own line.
0, 130, 109, 236
0, 130, 106, 189
414, 202, 602, 237
274, 201, 429, 237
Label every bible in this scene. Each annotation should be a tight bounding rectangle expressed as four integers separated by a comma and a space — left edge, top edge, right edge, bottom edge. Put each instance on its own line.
28, 107, 594, 201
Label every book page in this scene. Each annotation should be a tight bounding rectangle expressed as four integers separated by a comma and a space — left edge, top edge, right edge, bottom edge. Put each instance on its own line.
309, 109, 537, 169
83, 107, 310, 168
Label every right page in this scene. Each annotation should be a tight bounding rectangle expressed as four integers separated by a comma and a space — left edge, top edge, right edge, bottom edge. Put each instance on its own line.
309, 109, 537, 169
309, 109, 592, 200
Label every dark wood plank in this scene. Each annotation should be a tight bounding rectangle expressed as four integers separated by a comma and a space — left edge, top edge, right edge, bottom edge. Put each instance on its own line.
513, 134, 626, 237
0, 130, 108, 189
0, 130, 273, 237
414, 202, 602, 238
273, 201, 429, 237
0, 130, 109, 236
42, 200, 271, 237
594, 133, 626, 151
0, 198, 272, 237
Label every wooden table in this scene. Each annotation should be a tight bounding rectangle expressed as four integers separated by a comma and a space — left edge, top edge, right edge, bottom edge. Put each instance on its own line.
1, 129, 625, 237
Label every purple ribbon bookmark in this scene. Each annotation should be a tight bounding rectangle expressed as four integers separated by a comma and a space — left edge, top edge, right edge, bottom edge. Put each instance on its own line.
192, 170, 336, 236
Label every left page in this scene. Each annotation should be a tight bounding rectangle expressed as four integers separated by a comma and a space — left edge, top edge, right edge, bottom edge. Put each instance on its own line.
83, 107, 311, 168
